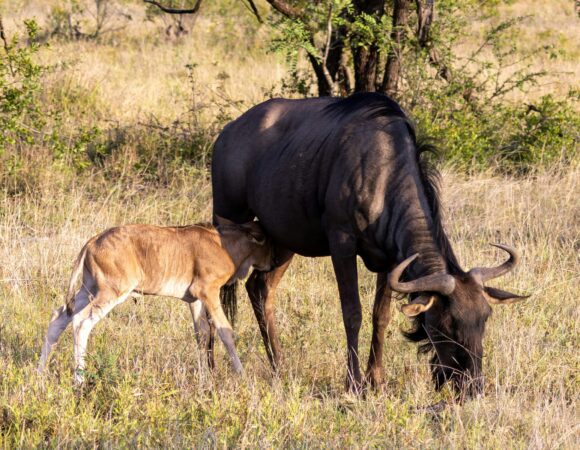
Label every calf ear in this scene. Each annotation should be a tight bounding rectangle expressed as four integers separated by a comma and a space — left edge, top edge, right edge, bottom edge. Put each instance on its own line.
215, 215, 236, 227
238, 221, 267, 245
401, 295, 437, 317
483, 286, 529, 305
246, 229, 266, 245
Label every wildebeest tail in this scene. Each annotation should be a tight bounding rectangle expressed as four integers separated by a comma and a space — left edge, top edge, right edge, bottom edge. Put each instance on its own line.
65, 242, 89, 316
220, 282, 238, 326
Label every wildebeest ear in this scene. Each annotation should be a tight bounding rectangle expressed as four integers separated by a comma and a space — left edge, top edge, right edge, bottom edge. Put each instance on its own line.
483, 286, 529, 305
401, 295, 436, 317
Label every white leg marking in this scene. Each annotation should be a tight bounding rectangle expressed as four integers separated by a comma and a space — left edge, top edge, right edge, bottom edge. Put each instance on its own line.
38, 290, 90, 373
72, 289, 133, 384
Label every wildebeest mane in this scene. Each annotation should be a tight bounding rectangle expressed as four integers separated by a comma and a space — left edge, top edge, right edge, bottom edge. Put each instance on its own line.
324, 93, 463, 275
323, 92, 412, 133
406, 140, 464, 357
324, 93, 464, 357
414, 138, 463, 276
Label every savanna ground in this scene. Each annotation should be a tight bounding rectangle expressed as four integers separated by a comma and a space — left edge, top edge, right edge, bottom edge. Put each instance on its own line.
0, 0, 579, 447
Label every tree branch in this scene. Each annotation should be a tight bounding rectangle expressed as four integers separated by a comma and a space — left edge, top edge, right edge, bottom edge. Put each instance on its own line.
414, 0, 451, 82
0, 16, 14, 76
321, 4, 338, 96
264, 0, 303, 19
241, 0, 262, 23
0, 16, 10, 53
381, 0, 409, 95
143, 0, 203, 15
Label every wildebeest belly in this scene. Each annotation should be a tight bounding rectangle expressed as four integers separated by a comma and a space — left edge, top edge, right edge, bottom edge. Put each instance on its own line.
247, 150, 333, 256
250, 202, 331, 257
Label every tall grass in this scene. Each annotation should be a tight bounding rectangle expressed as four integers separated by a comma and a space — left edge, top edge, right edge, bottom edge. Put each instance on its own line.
0, 168, 578, 447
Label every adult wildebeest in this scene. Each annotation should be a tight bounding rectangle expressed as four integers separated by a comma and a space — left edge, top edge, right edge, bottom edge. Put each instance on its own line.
212, 92, 527, 396
38, 220, 272, 383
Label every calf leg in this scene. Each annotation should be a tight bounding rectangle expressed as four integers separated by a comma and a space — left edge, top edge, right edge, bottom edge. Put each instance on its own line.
188, 300, 215, 369
245, 251, 293, 369
38, 290, 90, 372
194, 285, 243, 374
72, 288, 132, 384
366, 271, 392, 388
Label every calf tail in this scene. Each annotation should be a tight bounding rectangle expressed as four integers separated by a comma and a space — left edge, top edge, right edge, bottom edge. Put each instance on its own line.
220, 282, 238, 326
65, 243, 89, 316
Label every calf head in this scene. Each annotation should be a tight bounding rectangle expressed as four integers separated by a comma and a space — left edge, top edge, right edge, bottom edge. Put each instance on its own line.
215, 216, 273, 277
389, 244, 528, 398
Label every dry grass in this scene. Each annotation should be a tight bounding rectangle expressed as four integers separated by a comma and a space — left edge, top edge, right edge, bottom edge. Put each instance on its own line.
0, 169, 578, 447
0, 0, 579, 447
446, 0, 579, 101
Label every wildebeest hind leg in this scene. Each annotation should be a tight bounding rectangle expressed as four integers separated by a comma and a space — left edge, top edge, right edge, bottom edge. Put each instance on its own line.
245, 252, 293, 370
366, 271, 392, 389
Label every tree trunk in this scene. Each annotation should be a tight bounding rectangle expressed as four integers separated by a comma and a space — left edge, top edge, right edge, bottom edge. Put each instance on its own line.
353, 45, 381, 92
381, 0, 409, 96
415, 0, 434, 47
308, 53, 332, 96
352, 0, 386, 92
414, 1, 451, 82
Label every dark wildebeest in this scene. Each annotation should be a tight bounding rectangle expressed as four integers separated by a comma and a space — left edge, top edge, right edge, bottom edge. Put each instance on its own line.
212, 92, 527, 397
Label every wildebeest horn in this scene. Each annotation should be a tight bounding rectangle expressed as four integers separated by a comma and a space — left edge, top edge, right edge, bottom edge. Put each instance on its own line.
470, 244, 520, 283
388, 254, 455, 295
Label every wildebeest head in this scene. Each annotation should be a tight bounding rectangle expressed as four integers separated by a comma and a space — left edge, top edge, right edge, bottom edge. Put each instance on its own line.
389, 244, 527, 398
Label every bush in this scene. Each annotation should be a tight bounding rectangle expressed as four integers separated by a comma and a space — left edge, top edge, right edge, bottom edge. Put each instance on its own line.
413, 90, 579, 173
0, 20, 45, 153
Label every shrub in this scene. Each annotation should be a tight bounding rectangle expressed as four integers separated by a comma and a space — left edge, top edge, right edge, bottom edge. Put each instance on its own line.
0, 19, 45, 154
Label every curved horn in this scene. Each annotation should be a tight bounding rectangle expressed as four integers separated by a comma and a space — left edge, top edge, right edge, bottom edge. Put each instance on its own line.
388, 254, 455, 295
470, 244, 520, 283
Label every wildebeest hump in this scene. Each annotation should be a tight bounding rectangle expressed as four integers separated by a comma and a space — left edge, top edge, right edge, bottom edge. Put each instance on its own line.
213, 94, 419, 261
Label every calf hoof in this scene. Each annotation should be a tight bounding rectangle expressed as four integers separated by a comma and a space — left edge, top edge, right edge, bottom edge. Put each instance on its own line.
73, 368, 86, 386
231, 358, 244, 376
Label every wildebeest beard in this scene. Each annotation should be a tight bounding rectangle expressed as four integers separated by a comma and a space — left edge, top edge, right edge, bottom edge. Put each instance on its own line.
404, 304, 486, 398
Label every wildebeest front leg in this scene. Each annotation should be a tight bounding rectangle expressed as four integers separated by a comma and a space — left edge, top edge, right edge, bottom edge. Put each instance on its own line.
329, 241, 362, 392
366, 271, 392, 388
245, 252, 293, 369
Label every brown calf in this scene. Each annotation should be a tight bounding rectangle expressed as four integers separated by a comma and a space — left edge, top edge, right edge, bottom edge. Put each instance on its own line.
38, 219, 272, 383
